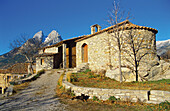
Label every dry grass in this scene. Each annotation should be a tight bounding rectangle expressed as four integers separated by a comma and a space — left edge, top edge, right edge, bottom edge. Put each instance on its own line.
71, 71, 170, 91
66, 72, 72, 82
56, 72, 65, 96
56, 70, 170, 111
13, 82, 30, 93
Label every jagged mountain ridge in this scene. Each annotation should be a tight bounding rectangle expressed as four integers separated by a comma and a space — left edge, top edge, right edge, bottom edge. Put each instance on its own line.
42, 30, 62, 47
0, 30, 62, 69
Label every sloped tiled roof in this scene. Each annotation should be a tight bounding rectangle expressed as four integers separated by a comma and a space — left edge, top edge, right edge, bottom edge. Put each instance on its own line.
75, 20, 158, 42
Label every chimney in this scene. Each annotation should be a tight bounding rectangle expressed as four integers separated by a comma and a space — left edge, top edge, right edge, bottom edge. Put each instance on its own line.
91, 24, 101, 34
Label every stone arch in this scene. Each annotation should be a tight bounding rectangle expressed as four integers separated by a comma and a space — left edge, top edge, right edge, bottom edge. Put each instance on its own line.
82, 43, 88, 63
91, 24, 101, 34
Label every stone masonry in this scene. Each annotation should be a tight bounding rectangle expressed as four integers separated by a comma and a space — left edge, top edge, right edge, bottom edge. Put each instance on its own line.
76, 21, 158, 81
36, 56, 53, 72
62, 72, 170, 104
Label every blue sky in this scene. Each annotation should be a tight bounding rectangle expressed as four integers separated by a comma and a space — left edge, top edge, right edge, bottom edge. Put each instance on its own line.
0, 0, 170, 55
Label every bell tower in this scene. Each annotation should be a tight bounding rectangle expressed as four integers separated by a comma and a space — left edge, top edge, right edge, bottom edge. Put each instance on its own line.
91, 24, 101, 34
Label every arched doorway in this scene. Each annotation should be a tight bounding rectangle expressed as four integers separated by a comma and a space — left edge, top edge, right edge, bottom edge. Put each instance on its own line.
82, 43, 88, 63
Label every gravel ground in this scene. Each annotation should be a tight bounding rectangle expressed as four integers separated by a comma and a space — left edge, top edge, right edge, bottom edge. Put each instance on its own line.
0, 69, 68, 111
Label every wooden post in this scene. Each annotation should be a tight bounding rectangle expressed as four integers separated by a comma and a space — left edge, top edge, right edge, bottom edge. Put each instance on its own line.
2, 88, 4, 94
62, 44, 66, 69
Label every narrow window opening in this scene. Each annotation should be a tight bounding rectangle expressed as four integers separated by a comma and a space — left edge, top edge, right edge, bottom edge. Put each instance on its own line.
41, 59, 44, 65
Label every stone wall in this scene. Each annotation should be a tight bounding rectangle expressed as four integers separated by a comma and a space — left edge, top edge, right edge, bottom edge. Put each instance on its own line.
36, 56, 54, 72
76, 32, 110, 71
62, 73, 170, 104
44, 47, 58, 53
76, 29, 157, 81
0, 74, 13, 94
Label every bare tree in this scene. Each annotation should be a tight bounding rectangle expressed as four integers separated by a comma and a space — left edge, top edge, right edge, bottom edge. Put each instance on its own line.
122, 30, 156, 81
10, 34, 42, 74
106, 0, 130, 82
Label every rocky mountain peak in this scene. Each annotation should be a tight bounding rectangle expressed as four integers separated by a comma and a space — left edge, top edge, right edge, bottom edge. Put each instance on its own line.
0, 30, 62, 69
33, 31, 44, 42
43, 30, 62, 46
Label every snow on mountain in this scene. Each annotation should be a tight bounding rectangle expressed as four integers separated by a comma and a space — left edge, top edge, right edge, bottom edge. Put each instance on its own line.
156, 39, 170, 56
33, 31, 44, 42
156, 39, 170, 49
43, 30, 62, 46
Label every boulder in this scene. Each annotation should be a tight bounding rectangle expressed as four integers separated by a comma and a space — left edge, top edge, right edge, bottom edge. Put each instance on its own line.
106, 68, 136, 82
148, 60, 170, 81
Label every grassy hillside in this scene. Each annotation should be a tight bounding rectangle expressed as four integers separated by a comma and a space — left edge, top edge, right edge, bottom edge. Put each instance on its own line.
0, 54, 26, 69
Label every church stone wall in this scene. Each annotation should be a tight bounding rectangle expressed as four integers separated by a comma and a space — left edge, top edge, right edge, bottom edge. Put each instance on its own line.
76, 29, 157, 81
76, 32, 111, 72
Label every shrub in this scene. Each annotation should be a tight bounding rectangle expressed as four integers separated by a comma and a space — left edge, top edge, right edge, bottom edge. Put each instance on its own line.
108, 96, 120, 103
9, 81, 15, 85
27, 73, 32, 77
88, 74, 96, 78
109, 96, 120, 101
37, 69, 45, 75
84, 69, 91, 74
88, 71, 97, 78
20, 76, 25, 79
93, 96, 99, 101
32, 69, 45, 80
159, 100, 170, 110
71, 74, 78, 82
70, 91, 75, 97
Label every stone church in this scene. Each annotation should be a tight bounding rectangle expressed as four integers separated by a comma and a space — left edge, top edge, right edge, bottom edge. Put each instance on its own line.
36, 20, 158, 81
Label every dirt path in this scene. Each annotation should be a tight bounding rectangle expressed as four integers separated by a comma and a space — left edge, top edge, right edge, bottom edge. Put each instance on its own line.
0, 69, 67, 111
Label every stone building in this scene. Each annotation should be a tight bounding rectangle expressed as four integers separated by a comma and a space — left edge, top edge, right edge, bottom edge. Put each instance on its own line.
36, 36, 85, 72
36, 20, 158, 81
76, 20, 158, 81
0, 63, 28, 94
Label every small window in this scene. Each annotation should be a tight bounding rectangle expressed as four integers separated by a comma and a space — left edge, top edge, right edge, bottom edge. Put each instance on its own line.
41, 59, 44, 65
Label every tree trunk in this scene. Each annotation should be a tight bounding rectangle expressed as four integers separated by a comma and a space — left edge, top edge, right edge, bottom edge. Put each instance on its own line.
29, 63, 34, 74
28, 58, 34, 74
135, 61, 138, 81
118, 50, 122, 82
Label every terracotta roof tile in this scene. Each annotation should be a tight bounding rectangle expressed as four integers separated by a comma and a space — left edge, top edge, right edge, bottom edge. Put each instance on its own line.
75, 20, 158, 42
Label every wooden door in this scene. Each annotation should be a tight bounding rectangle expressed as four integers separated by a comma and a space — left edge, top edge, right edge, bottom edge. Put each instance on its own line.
82, 44, 88, 63
66, 48, 69, 68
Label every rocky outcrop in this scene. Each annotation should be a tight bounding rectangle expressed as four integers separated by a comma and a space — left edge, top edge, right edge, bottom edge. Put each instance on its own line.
148, 60, 170, 81
106, 59, 170, 82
